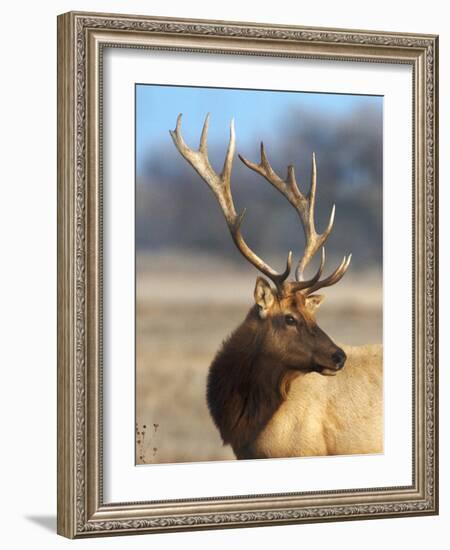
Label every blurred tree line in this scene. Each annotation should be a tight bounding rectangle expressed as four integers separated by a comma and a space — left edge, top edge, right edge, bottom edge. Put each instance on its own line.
136, 104, 382, 272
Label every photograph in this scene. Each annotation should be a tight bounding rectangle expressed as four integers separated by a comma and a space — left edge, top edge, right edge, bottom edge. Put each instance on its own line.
135, 84, 384, 464
55, 10, 438, 537
0, 0, 444, 546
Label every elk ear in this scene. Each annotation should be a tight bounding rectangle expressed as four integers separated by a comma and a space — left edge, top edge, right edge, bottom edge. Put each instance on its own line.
305, 294, 325, 313
254, 277, 275, 318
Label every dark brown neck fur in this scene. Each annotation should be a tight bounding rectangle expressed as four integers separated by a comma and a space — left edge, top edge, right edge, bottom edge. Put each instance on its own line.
206, 306, 292, 458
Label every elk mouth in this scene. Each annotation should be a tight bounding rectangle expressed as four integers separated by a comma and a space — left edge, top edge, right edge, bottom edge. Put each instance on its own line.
310, 363, 343, 376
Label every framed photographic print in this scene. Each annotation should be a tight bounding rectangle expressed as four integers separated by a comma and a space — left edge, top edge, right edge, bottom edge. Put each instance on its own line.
57, 11, 439, 538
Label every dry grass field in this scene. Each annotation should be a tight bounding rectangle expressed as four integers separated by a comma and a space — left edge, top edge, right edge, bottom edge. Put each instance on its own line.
135, 252, 382, 465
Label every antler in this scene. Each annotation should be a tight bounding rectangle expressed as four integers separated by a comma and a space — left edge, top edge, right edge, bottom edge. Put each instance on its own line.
170, 114, 292, 290
239, 145, 351, 294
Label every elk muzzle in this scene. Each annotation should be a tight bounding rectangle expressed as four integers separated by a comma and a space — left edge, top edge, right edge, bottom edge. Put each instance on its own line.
332, 349, 347, 370
312, 344, 347, 376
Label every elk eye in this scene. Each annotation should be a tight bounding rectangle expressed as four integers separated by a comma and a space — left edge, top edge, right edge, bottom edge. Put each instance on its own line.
285, 315, 297, 326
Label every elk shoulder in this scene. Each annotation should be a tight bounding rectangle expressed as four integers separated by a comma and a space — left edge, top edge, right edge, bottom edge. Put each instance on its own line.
252, 344, 383, 459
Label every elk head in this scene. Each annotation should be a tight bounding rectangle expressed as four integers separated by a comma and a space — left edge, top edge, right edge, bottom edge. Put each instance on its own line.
170, 114, 351, 376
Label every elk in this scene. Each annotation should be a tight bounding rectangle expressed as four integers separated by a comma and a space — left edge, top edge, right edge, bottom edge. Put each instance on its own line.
170, 114, 383, 460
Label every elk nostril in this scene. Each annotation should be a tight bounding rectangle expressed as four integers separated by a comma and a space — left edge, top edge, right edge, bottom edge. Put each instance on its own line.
332, 349, 347, 369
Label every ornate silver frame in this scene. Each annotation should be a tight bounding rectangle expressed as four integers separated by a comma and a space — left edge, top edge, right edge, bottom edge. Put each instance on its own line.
57, 11, 439, 538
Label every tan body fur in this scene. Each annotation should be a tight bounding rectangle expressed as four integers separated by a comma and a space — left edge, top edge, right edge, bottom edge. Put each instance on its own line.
251, 344, 383, 458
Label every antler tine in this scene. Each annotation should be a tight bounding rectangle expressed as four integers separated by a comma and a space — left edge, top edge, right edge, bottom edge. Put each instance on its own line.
170, 114, 292, 289
305, 254, 352, 295
286, 246, 326, 293
294, 153, 336, 281
221, 118, 235, 184
199, 112, 210, 153
238, 148, 335, 274
238, 147, 350, 292
295, 202, 335, 280
239, 142, 293, 199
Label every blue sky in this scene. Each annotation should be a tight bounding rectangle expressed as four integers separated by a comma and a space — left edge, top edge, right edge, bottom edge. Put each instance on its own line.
135, 84, 382, 178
